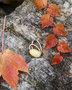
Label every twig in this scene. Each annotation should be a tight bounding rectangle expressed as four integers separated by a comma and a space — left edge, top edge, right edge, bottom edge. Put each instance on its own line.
2, 16, 6, 54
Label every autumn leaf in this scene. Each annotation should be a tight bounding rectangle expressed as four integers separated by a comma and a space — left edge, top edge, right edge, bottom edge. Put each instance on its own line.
57, 41, 71, 53
0, 49, 29, 90
47, 4, 60, 17
40, 14, 54, 29
51, 53, 63, 65
34, 0, 47, 10
44, 34, 58, 49
53, 23, 67, 36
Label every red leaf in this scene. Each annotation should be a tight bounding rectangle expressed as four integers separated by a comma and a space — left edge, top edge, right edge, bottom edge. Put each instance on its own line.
2, 61, 18, 90
0, 49, 29, 90
47, 4, 60, 17
4, 50, 29, 73
53, 23, 67, 36
44, 34, 58, 49
34, 0, 47, 10
51, 53, 63, 65
40, 14, 54, 29
57, 41, 71, 53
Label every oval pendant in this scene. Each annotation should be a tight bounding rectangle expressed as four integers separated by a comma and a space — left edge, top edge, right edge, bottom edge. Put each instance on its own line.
29, 49, 41, 58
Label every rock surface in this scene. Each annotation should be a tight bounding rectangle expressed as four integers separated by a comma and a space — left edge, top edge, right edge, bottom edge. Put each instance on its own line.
0, 0, 72, 90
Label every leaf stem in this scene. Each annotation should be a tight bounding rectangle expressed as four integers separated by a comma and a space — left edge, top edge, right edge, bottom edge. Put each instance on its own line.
2, 16, 6, 54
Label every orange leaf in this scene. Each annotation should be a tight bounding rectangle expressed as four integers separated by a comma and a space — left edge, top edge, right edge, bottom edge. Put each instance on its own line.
44, 34, 58, 49
0, 49, 29, 90
3, 50, 29, 73
2, 61, 18, 90
51, 53, 63, 65
47, 4, 60, 17
53, 23, 67, 36
34, 0, 47, 10
57, 41, 71, 53
40, 14, 54, 29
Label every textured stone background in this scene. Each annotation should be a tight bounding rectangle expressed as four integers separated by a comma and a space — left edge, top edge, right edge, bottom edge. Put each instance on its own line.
0, 0, 72, 90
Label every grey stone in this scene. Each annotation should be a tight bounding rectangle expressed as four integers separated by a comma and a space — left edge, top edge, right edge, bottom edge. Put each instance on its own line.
68, 0, 72, 3
69, 7, 72, 13
51, 0, 63, 4
63, 1, 70, 9
0, 0, 72, 90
